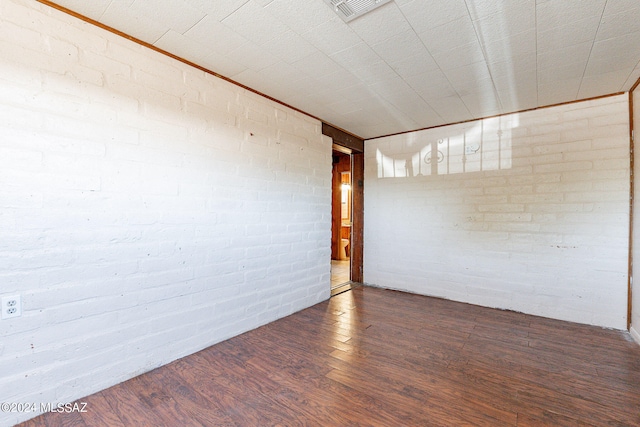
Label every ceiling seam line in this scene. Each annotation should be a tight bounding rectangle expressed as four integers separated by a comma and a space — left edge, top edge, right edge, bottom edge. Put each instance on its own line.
182, 14, 207, 36
220, 0, 252, 23
390, 2, 448, 123
463, 0, 505, 113
576, 0, 609, 99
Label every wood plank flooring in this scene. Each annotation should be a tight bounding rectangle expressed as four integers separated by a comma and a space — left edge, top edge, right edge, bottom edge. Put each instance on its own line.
18, 286, 640, 426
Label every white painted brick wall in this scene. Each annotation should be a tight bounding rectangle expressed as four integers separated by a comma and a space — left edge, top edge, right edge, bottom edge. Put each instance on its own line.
632, 86, 640, 345
365, 95, 630, 330
0, 1, 331, 425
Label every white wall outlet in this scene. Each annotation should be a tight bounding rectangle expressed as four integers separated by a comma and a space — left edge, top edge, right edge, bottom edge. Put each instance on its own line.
2, 295, 22, 319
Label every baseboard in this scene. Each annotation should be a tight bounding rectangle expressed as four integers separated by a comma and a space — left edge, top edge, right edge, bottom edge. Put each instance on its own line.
631, 326, 640, 346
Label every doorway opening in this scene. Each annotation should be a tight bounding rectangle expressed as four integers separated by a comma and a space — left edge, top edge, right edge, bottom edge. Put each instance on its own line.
331, 148, 352, 291
322, 123, 364, 296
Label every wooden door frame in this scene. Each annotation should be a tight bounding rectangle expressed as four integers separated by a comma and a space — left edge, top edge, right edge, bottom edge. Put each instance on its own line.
350, 152, 364, 283
323, 123, 364, 283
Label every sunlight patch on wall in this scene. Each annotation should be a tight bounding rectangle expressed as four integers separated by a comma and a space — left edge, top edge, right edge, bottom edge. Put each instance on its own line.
375, 114, 517, 178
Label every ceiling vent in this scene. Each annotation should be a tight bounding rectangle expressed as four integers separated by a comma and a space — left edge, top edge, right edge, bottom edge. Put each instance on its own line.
324, 0, 393, 23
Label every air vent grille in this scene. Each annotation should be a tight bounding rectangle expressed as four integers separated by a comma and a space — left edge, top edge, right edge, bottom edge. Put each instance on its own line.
324, 0, 393, 22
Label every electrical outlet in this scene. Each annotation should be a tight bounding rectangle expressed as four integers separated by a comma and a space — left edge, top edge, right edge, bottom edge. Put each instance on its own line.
1, 295, 22, 319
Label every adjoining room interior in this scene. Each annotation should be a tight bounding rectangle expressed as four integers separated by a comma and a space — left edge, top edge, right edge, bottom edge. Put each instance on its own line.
2, 0, 640, 426
330, 148, 352, 291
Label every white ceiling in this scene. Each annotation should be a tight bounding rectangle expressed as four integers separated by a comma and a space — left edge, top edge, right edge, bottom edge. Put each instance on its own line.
47, 0, 640, 139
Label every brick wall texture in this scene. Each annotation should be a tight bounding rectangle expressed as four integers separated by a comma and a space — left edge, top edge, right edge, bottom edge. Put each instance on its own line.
1, 0, 638, 425
0, 1, 331, 425
365, 94, 630, 330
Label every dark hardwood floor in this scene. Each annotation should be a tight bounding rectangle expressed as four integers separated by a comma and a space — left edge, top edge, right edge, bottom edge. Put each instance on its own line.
18, 286, 640, 426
